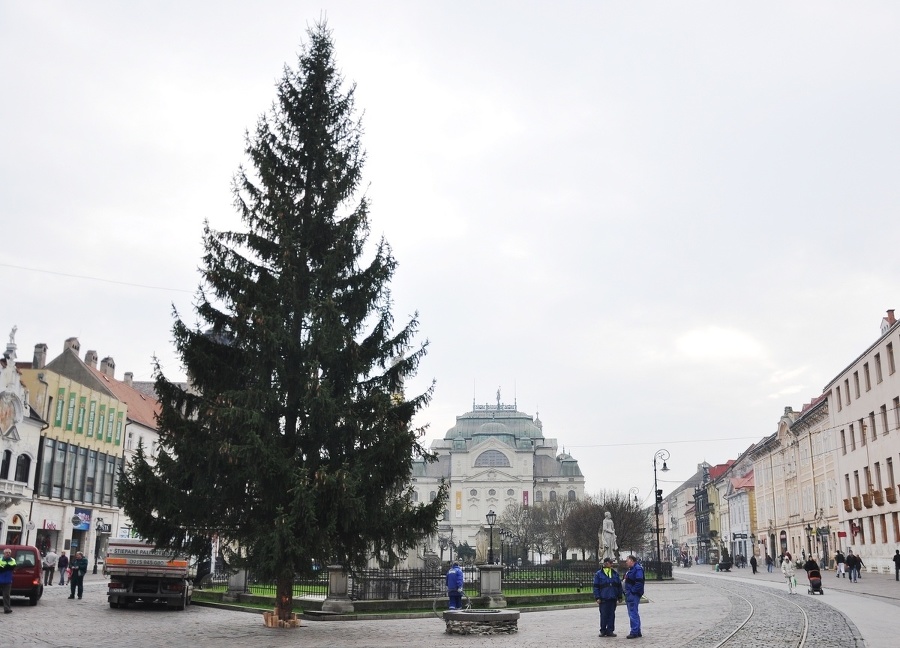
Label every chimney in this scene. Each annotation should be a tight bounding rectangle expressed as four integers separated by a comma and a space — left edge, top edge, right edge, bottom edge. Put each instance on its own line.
99, 356, 115, 378
64, 337, 80, 354
33, 343, 48, 369
124, 372, 133, 387
84, 350, 98, 369
888, 310, 896, 325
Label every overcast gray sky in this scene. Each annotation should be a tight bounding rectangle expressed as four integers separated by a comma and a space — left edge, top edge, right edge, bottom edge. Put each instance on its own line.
3, 2, 899, 501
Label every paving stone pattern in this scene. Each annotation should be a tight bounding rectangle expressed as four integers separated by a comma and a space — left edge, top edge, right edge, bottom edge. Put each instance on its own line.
0, 571, 878, 648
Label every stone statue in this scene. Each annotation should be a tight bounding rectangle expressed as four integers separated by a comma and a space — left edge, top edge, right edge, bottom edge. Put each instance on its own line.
599, 511, 618, 559
8, 326, 16, 345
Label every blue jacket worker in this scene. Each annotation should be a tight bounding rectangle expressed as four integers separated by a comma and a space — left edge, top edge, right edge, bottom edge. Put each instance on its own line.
623, 555, 645, 639
446, 561, 464, 610
593, 556, 623, 637
0, 548, 16, 614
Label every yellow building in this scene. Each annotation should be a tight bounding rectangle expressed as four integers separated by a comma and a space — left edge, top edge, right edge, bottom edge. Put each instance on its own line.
18, 337, 128, 556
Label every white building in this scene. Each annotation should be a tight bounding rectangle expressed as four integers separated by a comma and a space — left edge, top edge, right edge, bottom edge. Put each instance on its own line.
0, 329, 43, 544
826, 310, 900, 572
412, 395, 585, 561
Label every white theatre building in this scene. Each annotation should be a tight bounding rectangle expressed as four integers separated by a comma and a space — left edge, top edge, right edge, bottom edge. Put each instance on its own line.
411, 394, 585, 561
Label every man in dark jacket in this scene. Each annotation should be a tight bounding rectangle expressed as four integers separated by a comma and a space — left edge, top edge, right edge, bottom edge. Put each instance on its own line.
57, 551, 69, 585
623, 555, 645, 639
68, 551, 89, 599
835, 550, 846, 577
593, 556, 623, 637
749, 554, 758, 574
845, 551, 859, 583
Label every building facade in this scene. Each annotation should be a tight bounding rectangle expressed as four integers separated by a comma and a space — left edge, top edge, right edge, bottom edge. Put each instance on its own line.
412, 395, 585, 562
17, 336, 160, 562
0, 329, 44, 544
825, 310, 900, 572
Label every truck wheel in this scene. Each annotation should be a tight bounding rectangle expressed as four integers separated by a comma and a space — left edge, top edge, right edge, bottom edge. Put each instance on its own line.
28, 592, 39, 606
110, 601, 120, 609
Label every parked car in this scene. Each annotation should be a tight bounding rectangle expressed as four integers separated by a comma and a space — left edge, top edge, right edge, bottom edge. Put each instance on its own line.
0, 544, 44, 605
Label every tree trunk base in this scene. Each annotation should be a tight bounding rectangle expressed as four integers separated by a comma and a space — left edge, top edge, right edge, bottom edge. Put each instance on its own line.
262, 609, 305, 628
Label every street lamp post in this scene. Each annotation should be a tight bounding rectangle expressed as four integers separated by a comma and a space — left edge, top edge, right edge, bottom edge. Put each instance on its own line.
629, 487, 639, 505
653, 450, 670, 580
93, 517, 104, 575
485, 510, 497, 564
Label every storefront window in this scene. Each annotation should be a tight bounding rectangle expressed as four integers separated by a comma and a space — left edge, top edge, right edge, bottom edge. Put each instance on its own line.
84, 451, 96, 503
51, 442, 66, 498
39, 438, 54, 496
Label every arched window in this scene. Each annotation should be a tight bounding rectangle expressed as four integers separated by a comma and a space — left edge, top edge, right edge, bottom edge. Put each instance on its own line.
567, 490, 576, 502
535, 491, 543, 502
549, 490, 557, 502
0, 450, 10, 480
412, 491, 419, 502
14, 455, 30, 483
429, 491, 436, 502
474, 450, 510, 467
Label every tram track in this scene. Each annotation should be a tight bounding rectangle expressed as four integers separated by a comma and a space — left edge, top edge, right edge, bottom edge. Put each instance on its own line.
676, 575, 861, 648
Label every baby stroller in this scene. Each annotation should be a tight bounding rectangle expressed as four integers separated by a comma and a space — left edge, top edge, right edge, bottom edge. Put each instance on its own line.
806, 568, 824, 595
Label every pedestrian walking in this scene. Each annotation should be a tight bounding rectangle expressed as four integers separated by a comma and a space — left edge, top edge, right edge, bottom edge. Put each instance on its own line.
57, 551, 68, 585
445, 561, 464, 610
846, 550, 859, 583
781, 552, 796, 594
749, 554, 757, 574
68, 551, 89, 600
765, 553, 773, 573
593, 556, 623, 637
0, 548, 16, 613
623, 554, 644, 639
893, 550, 900, 581
42, 548, 58, 586
835, 549, 846, 578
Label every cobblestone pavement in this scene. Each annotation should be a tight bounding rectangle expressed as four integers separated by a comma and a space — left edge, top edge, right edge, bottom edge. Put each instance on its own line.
2, 568, 896, 647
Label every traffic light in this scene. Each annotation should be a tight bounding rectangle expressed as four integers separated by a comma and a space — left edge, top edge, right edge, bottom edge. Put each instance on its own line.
655, 489, 663, 504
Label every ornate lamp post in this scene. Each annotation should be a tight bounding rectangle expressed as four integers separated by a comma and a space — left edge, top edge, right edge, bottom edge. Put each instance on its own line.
816, 508, 829, 568
653, 449, 670, 580
629, 487, 639, 505
93, 517, 105, 575
485, 510, 497, 564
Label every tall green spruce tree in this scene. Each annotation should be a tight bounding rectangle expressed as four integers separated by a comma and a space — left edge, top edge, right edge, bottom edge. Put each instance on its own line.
118, 23, 447, 622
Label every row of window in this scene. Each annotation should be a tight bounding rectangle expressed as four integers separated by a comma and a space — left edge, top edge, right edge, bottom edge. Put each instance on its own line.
38, 437, 123, 507
52, 387, 123, 445
839, 398, 900, 454
413, 488, 579, 503
0, 450, 31, 483
834, 341, 896, 411
535, 490, 577, 502
844, 455, 898, 499
847, 511, 900, 545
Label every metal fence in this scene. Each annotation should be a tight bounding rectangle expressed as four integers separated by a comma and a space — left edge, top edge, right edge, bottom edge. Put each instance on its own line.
501, 564, 596, 594
347, 566, 480, 601
643, 560, 673, 580
201, 561, 671, 601
200, 570, 328, 598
